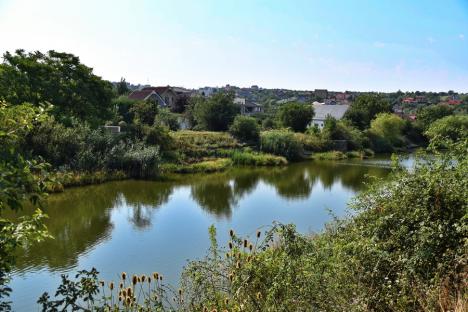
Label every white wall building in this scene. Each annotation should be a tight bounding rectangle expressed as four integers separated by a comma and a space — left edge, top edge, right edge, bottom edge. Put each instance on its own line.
311, 103, 350, 129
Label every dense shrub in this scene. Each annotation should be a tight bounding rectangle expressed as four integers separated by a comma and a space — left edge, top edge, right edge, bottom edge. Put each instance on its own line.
277, 102, 314, 132
155, 108, 180, 131
425, 115, 468, 146
261, 117, 277, 130
229, 115, 260, 143
171, 131, 241, 159
344, 93, 392, 130
321, 117, 366, 150
367, 113, 406, 152
192, 92, 239, 131
294, 132, 328, 152
106, 143, 160, 178
260, 130, 303, 161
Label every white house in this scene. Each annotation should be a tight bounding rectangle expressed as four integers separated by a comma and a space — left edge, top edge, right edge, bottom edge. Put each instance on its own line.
311, 103, 350, 129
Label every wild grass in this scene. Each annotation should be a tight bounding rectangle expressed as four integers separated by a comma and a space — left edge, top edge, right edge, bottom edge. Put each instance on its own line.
161, 158, 233, 174
230, 150, 287, 166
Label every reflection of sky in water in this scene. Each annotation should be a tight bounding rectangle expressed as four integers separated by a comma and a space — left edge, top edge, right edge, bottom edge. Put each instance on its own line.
9, 158, 395, 311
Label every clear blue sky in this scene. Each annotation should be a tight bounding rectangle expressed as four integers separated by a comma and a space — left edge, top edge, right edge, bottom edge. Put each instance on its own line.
1, 0, 467, 91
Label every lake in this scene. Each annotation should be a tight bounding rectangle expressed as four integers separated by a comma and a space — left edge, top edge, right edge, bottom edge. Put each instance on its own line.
8, 156, 407, 311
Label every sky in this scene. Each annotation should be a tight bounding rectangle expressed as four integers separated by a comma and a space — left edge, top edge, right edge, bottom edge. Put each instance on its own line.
0, 0, 467, 92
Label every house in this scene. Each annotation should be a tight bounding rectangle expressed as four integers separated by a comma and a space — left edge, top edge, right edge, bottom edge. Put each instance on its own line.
447, 99, 462, 105
402, 97, 415, 104
234, 97, 263, 115
310, 103, 350, 129
128, 86, 179, 109
324, 98, 337, 105
198, 87, 218, 97
314, 89, 328, 100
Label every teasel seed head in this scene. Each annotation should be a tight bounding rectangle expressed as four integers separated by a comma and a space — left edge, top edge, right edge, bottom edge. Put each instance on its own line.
211, 309, 218, 312
118, 295, 122, 302
257, 230, 261, 238
99, 280, 105, 287
109, 282, 114, 290
126, 287, 132, 297
243, 239, 248, 248
247, 255, 252, 262
141, 274, 146, 283
132, 275, 138, 285
125, 297, 131, 305
148, 277, 151, 284
249, 243, 253, 251
121, 272, 127, 280
236, 261, 241, 269
119, 282, 123, 289
137, 276, 141, 283
228, 241, 233, 250
229, 273, 234, 282
153, 272, 159, 280
226, 252, 230, 258
224, 298, 229, 305
178, 288, 182, 296
159, 275, 163, 281
256, 292, 262, 300
203, 307, 208, 312
229, 229, 234, 237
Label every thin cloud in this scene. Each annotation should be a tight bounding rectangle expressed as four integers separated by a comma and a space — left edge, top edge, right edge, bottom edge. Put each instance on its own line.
459, 34, 465, 40
373, 41, 386, 48
427, 37, 436, 44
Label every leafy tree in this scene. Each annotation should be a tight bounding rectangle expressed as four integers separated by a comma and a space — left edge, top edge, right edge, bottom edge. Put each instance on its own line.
229, 115, 260, 143
0, 50, 114, 126
155, 108, 180, 131
368, 113, 406, 151
425, 115, 468, 146
193, 92, 239, 131
321, 117, 365, 150
416, 105, 453, 130
0, 102, 52, 310
277, 102, 314, 132
112, 96, 138, 124
172, 93, 190, 113
130, 100, 159, 126
345, 94, 392, 130
116, 77, 129, 96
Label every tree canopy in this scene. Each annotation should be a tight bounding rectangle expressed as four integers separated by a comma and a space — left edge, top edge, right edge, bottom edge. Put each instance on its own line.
0, 50, 114, 126
277, 102, 314, 132
192, 92, 239, 131
344, 94, 392, 130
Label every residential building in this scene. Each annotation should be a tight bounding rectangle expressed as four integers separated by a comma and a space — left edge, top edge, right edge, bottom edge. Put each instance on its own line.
234, 97, 263, 115
128, 86, 180, 110
311, 103, 350, 129
198, 87, 218, 97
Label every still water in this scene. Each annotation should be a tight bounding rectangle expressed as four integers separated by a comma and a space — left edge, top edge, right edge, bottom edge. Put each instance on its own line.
8, 157, 404, 311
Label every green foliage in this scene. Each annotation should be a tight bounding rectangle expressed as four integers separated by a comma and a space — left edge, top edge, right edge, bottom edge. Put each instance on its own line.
294, 132, 328, 152
312, 151, 347, 160
155, 108, 180, 131
261, 117, 277, 130
112, 96, 138, 124
161, 158, 232, 174
425, 115, 468, 147
277, 102, 314, 132
368, 113, 406, 152
230, 150, 287, 166
116, 77, 129, 96
260, 130, 304, 161
229, 115, 260, 143
0, 102, 53, 310
0, 50, 114, 126
345, 94, 392, 130
130, 100, 159, 126
192, 92, 239, 131
321, 117, 366, 150
416, 104, 453, 130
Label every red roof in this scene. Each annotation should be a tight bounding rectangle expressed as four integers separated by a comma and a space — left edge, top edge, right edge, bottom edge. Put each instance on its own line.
128, 90, 154, 100
447, 100, 462, 105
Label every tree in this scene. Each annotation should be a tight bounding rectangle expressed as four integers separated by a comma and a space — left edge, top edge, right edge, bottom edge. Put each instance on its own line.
277, 102, 314, 132
425, 115, 468, 145
229, 115, 260, 143
130, 100, 159, 126
345, 94, 392, 130
155, 108, 180, 131
368, 113, 406, 151
416, 105, 453, 130
193, 92, 239, 131
116, 77, 129, 96
0, 102, 52, 310
0, 50, 114, 126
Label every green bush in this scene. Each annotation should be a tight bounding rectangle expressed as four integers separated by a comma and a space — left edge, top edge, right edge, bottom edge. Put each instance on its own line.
229, 115, 260, 143
277, 102, 314, 132
312, 151, 347, 160
260, 130, 303, 161
294, 132, 328, 152
192, 92, 239, 131
425, 115, 468, 146
155, 108, 180, 131
367, 113, 406, 152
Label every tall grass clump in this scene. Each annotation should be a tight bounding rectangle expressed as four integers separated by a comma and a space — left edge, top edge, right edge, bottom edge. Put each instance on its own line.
260, 129, 303, 161
230, 150, 287, 166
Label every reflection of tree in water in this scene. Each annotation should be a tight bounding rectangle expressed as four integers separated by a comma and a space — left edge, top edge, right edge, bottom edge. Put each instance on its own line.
11, 180, 174, 270
232, 170, 260, 197
261, 165, 314, 199
117, 181, 173, 230
306, 161, 389, 192
11, 183, 120, 271
190, 179, 237, 218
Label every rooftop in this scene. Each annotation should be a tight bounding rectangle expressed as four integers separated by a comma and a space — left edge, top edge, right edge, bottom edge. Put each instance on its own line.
312, 103, 350, 120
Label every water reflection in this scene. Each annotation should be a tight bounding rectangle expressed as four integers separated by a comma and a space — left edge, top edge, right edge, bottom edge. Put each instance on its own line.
9, 159, 390, 274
